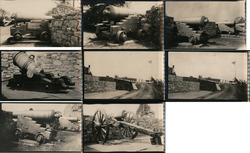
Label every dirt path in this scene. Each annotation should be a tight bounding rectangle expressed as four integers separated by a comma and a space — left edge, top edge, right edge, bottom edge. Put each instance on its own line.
114, 83, 162, 99
84, 90, 129, 99
1, 131, 81, 152
199, 84, 237, 100
84, 135, 163, 152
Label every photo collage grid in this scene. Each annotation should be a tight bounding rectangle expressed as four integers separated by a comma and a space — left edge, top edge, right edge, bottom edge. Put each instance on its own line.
0, 0, 247, 152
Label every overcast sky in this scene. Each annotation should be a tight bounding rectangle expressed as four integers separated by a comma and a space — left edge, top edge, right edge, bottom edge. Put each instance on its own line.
83, 104, 163, 119
84, 52, 164, 81
0, 0, 80, 16
166, 1, 245, 22
168, 52, 247, 81
127, 1, 162, 14
2, 103, 67, 113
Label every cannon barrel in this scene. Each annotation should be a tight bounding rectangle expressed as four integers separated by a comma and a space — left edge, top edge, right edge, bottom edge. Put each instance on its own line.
103, 5, 139, 20
11, 12, 52, 22
13, 52, 43, 78
176, 16, 209, 26
12, 109, 57, 120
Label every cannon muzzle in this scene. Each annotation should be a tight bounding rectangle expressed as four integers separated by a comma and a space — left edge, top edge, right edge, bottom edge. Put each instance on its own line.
13, 52, 43, 78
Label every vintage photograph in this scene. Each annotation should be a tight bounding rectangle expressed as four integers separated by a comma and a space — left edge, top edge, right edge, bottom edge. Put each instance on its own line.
0, 0, 81, 47
83, 103, 164, 152
83, 1, 163, 49
168, 52, 248, 101
84, 51, 164, 100
165, 1, 245, 49
1, 51, 82, 100
0, 103, 82, 152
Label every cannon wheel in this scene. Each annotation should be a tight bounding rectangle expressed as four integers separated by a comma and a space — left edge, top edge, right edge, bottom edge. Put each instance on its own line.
120, 111, 138, 139
189, 36, 197, 45
13, 32, 22, 41
115, 31, 127, 43
35, 134, 46, 144
41, 32, 50, 41
14, 128, 22, 141
137, 29, 147, 41
92, 110, 109, 144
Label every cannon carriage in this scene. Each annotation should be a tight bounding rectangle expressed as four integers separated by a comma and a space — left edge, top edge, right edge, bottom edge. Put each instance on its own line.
12, 109, 60, 144
8, 13, 52, 43
90, 109, 163, 145
7, 52, 75, 92
95, 5, 147, 43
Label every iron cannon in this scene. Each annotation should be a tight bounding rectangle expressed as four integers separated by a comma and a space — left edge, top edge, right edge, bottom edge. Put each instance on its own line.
95, 5, 147, 43
7, 52, 75, 92
174, 16, 220, 44
90, 109, 163, 145
9, 13, 52, 42
12, 109, 60, 144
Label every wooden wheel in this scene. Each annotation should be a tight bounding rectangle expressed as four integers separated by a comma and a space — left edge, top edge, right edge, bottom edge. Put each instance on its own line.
120, 111, 138, 139
92, 110, 109, 144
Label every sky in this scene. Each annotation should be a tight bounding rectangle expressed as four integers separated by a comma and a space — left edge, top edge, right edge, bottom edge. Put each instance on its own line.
0, 0, 80, 17
2, 103, 68, 113
168, 52, 247, 82
166, 1, 245, 22
84, 52, 164, 81
127, 1, 162, 14
83, 104, 164, 119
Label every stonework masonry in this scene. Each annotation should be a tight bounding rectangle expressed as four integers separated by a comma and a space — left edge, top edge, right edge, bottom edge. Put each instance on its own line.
1, 52, 82, 81
50, 12, 81, 47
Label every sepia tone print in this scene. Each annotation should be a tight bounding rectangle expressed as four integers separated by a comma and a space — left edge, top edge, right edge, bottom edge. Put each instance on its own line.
168, 52, 248, 101
84, 51, 164, 100
83, 103, 164, 152
165, 1, 245, 49
1, 51, 82, 100
83, 1, 163, 49
0, 0, 81, 47
0, 103, 82, 152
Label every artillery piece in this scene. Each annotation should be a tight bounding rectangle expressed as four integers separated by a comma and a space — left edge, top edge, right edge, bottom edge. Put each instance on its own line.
95, 5, 147, 43
175, 16, 210, 44
7, 52, 75, 92
12, 109, 60, 144
9, 13, 52, 42
91, 109, 163, 145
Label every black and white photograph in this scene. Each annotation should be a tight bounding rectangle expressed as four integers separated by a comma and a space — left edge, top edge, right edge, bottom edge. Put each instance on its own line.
168, 52, 248, 101
84, 51, 164, 100
165, 0, 246, 49
0, 103, 82, 152
83, 103, 164, 152
83, 1, 163, 50
1, 51, 82, 100
0, 0, 81, 47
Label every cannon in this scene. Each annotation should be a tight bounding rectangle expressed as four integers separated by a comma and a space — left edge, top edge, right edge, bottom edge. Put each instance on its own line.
9, 13, 52, 42
95, 5, 146, 43
7, 52, 75, 92
12, 109, 60, 144
90, 109, 163, 145
174, 16, 221, 44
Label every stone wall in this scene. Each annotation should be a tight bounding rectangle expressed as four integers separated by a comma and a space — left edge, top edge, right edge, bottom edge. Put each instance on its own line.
84, 75, 116, 93
168, 81, 200, 93
1, 51, 81, 81
84, 81, 116, 93
50, 12, 81, 47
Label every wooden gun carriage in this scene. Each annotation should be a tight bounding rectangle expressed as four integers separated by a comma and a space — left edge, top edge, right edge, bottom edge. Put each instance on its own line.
91, 109, 163, 145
